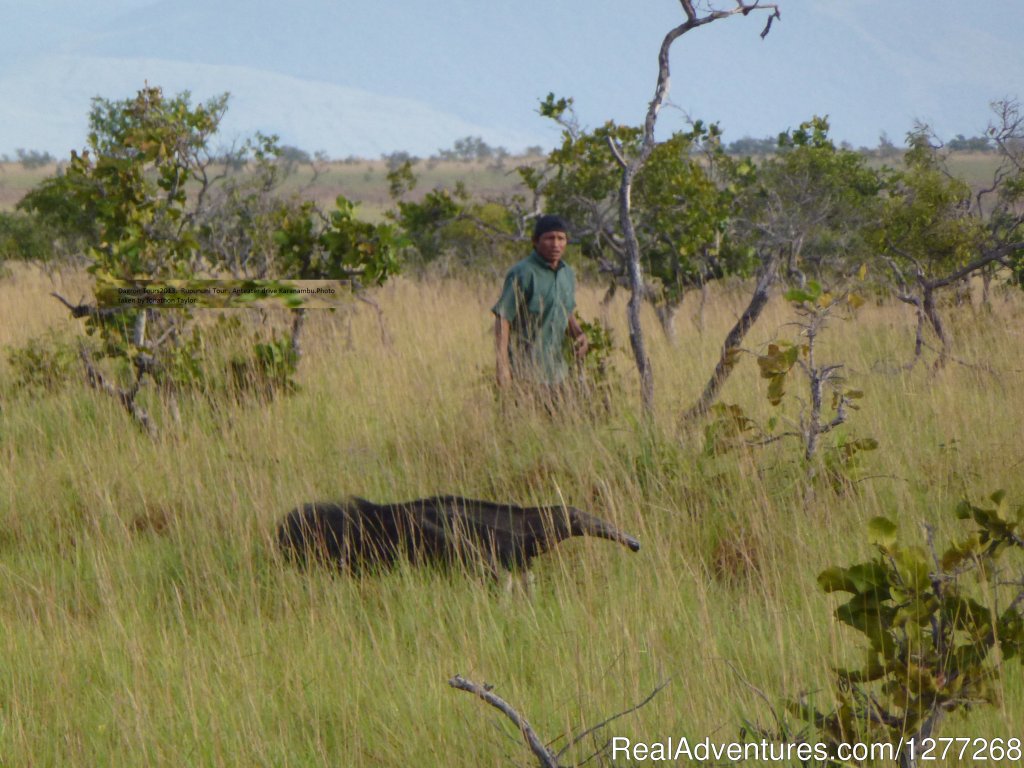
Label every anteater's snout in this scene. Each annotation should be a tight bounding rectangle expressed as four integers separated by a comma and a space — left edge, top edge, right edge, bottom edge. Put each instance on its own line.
571, 507, 642, 554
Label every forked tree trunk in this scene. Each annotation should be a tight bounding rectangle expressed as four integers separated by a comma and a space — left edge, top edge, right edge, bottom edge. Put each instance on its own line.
607, 0, 780, 417
681, 253, 780, 423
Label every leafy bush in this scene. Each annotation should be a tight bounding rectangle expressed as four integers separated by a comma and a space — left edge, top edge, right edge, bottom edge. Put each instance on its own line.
798, 492, 1024, 752
0, 211, 57, 263
561, 315, 621, 417
6, 330, 83, 393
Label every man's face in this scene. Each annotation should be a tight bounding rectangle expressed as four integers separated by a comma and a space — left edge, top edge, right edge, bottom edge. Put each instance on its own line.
534, 230, 568, 267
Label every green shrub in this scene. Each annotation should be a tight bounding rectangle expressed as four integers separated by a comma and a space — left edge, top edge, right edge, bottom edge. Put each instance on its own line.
6, 330, 82, 393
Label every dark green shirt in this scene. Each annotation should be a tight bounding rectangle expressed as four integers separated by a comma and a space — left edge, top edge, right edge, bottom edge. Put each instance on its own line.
492, 250, 577, 384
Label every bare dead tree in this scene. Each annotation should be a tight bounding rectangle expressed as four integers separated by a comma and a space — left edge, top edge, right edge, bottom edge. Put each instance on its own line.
606, 0, 781, 415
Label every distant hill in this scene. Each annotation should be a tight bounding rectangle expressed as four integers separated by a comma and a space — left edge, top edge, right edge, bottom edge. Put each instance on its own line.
0, 55, 543, 159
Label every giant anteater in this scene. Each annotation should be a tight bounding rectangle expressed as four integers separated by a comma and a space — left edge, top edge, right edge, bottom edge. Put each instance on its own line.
277, 495, 640, 575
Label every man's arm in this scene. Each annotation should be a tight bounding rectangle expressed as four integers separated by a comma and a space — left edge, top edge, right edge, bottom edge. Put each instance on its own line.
567, 314, 589, 359
495, 315, 512, 387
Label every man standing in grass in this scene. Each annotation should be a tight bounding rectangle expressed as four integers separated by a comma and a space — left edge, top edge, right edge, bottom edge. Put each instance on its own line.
492, 215, 588, 395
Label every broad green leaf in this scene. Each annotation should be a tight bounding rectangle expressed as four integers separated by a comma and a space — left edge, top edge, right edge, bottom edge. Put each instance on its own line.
784, 288, 815, 304
894, 546, 931, 592
940, 533, 983, 570
867, 516, 898, 549
818, 562, 890, 594
818, 566, 858, 593
836, 594, 896, 653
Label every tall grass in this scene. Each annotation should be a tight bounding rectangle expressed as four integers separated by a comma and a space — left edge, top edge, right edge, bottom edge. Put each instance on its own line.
1, 263, 1022, 766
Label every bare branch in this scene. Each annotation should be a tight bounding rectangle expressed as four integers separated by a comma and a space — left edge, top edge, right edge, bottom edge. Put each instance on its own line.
679, 0, 697, 22
616, 0, 782, 415
353, 289, 391, 347
605, 135, 627, 170
926, 241, 1024, 290
760, 7, 781, 38
449, 675, 559, 768
556, 678, 670, 763
51, 292, 126, 320
79, 346, 157, 438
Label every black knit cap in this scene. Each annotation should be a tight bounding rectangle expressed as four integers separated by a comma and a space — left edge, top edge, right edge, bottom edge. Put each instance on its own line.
532, 214, 571, 240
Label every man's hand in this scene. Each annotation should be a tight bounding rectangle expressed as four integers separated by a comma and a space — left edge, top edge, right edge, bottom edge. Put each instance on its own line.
496, 362, 512, 388
572, 332, 589, 360
568, 314, 589, 361
495, 315, 512, 388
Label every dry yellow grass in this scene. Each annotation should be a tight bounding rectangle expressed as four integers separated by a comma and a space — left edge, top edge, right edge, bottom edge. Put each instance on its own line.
1, 264, 1022, 766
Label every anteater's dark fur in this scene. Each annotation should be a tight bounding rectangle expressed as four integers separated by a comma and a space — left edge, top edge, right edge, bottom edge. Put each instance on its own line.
277, 495, 640, 575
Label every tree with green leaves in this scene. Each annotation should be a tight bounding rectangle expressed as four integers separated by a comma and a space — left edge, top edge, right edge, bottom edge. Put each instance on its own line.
873, 102, 1024, 367
597, 0, 781, 414
505, 2, 781, 415
385, 161, 527, 275
681, 117, 882, 423
735, 117, 883, 288
18, 86, 237, 432
0, 210, 62, 264
18, 85, 398, 434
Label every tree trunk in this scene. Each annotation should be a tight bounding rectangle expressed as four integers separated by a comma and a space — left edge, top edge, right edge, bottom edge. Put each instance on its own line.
899, 711, 945, 768
921, 284, 950, 368
605, 0, 781, 418
655, 298, 681, 344
620, 163, 655, 415
981, 266, 993, 310
804, 325, 822, 462
898, 293, 927, 367
681, 253, 779, 423
692, 281, 709, 334
290, 308, 306, 361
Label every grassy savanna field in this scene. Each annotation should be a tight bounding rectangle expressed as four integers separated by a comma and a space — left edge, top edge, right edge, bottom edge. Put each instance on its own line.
0, 150, 1002, 220
0, 157, 537, 222
1, 260, 1023, 766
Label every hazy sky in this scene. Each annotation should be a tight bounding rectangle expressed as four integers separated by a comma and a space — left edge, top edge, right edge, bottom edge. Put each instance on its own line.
1, 0, 1022, 157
